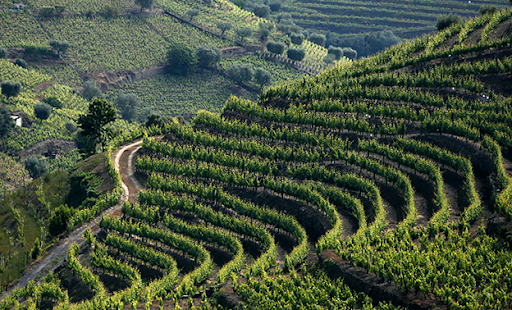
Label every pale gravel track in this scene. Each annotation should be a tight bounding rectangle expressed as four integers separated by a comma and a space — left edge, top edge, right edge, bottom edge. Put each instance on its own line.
1, 139, 144, 299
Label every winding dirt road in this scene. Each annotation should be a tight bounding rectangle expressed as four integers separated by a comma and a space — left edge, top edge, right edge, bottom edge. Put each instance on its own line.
1, 139, 144, 299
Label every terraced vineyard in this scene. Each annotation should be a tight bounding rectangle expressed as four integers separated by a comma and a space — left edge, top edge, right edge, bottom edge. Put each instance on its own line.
3, 8, 512, 310
103, 72, 257, 117
281, 0, 509, 40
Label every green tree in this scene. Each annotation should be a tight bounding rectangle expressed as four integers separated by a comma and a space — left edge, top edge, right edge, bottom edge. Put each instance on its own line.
253, 4, 270, 18
82, 80, 102, 101
235, 27, 253, 42
43, 96, 63, 108
77, 99, 117, 151
186, 9, 199, 21
479, 5, 497, 15
0, 106, 14, 140
341, 47, 357, 59
25, 156, 48, 179
323, 53, 335, 64
437, 14, 462, 31
0, 47, 6, 58
216, 21, 232, 36
308, 32, 326, 46
145, 114, 172, 128
269, 2, 281, 12
226, 64, 254, 84
258, 22, 274, 40
287, 47, 305, 61
135, 0, 154, 12
30, 238, 41, 259
290, 32, 304, 45
196, 46, 222, 68
15, 59, 26, 68
49, 205, 74, 236
103, 5, 120, 17
266, 40, 286, 54
65, 121, 77, 132
254, 68, 272, 89
1, 80, 21, 99
40, 6, 55, 17
232, 0, 246, 9
114, 91, 140, 121
49, 40, 69, 55
54, 5, 65, 15
167, 42, 198, 76
34, 102, 52, 121
327, 46, 343, 60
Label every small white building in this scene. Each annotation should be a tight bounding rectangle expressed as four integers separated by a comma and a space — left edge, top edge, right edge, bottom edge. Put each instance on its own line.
10, 115, 22, 127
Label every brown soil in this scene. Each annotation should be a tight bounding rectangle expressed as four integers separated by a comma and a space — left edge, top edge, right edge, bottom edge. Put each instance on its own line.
462, 26, 484, 47
17, 139, 77, 160
74, 153, 115, 194
487, 19, 512, 42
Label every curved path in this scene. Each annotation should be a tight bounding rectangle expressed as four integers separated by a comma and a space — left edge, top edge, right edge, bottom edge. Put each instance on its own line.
1, 139, 144, 299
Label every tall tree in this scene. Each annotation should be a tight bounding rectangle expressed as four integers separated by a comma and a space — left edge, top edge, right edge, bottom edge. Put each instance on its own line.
77, 99, 117, 151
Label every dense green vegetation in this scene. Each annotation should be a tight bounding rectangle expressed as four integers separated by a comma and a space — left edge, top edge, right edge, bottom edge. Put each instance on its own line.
104, 72, 257, 117
2, 3, 512, 310
278, 0, 509, 44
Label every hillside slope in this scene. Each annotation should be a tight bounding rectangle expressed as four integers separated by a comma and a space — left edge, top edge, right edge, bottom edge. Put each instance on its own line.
2, 8, 512, 310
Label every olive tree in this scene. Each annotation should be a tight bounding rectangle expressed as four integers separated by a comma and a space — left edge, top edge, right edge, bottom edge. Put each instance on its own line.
25, 156, 48, 179
308, 32, 326, 46
167, 42, 198, 76
34, 102, 52, 121
82, 80, 102, 101
287, 48, 305, 61
1, 80, 21, 99
49, 39, 69, 55
254, 68, 272, 89
216, 21, 232, 36
227, 64, 254, 84
186, 9, 199, 21
253, 4, 270, 18
235, 27, 252, 42
290, 32, 304, 45
114, 91, 140, 121
196, 46, 222, 68
266, 40, 286, 54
